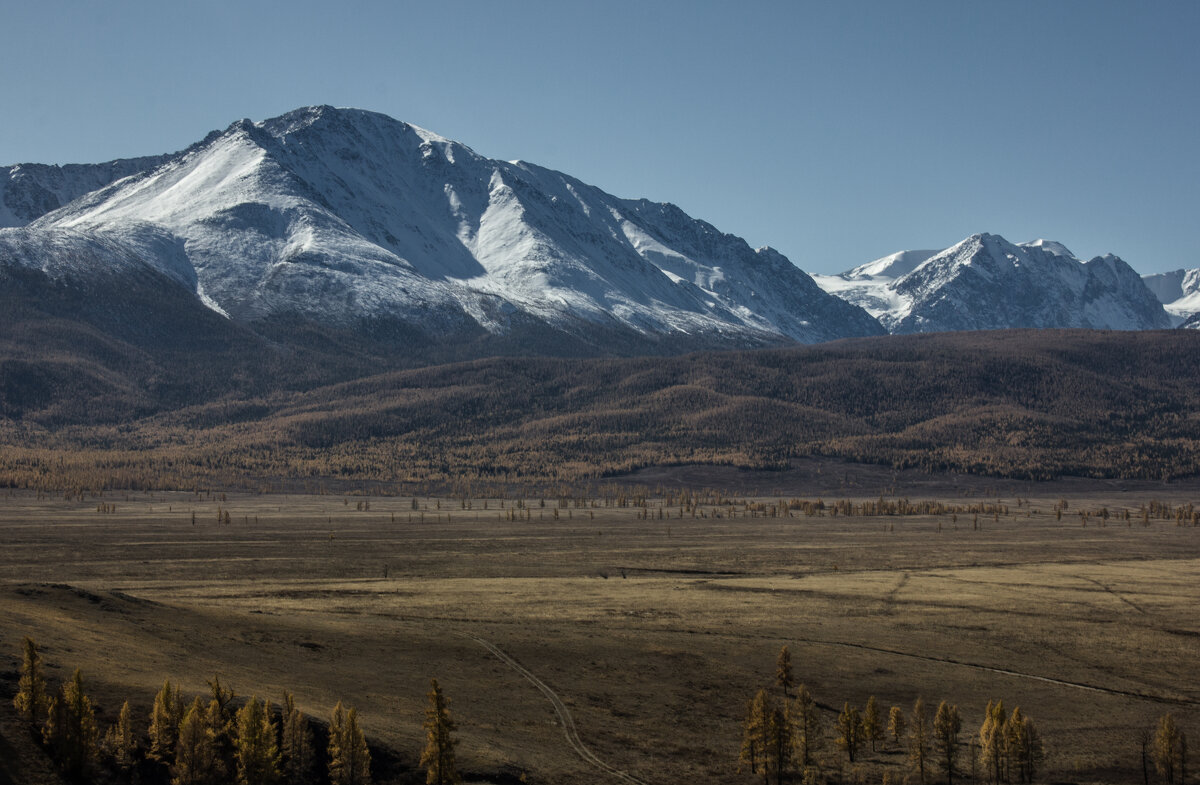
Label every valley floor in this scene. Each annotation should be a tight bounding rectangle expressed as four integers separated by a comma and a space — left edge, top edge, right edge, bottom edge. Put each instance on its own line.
1, 480, 1198, 784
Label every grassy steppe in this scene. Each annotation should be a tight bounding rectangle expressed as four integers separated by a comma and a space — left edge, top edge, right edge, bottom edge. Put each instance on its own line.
1, 478, 1198, 783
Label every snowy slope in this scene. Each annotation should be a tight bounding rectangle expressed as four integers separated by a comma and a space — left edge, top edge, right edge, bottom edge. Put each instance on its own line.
1142, 268, 1200, 325
1, 156, 170, 228
815, 234, 1171, 333
19, 106, 882, 346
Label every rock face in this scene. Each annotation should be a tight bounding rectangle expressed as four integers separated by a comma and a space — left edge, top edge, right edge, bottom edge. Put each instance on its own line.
1, 156, 171, 227
814, 234, 1172, 333
2, 106, 884, 353
1142, 268, 1200, 326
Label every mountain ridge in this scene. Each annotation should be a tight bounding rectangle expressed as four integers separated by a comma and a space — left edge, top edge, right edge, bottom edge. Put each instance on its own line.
12, 105, 883, 350
814, 233, 1172, 333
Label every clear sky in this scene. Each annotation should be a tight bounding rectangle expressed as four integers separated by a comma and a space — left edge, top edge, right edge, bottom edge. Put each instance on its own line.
3, 1, 1196, 274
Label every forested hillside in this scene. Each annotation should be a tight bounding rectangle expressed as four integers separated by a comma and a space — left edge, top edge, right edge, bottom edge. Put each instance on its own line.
1, 330, 1198, 491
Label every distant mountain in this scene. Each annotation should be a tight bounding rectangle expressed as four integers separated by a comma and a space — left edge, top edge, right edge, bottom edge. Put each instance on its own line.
1142, 268, 1200, 326
3, 106, 883, 355
813, 234, 1172, 333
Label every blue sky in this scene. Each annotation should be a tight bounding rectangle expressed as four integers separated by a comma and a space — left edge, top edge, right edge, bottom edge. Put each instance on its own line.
3, 1, 1196, 274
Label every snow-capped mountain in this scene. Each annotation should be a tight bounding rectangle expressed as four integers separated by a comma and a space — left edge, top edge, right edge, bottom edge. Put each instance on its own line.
4, 106, 883, 351
1, 156, 170, 228
814, 234, 1172, 333
1142, 268, 1200, 326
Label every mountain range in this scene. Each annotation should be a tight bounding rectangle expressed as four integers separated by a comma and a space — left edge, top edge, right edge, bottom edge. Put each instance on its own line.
2, 105, 1197, 366
811, 236, 1184, 333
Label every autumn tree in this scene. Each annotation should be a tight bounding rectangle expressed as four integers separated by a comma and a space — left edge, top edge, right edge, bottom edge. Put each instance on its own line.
836, 702, 865, 764
933, 701, 962, 785
776, 646, 795, 699
150, 680, 183, 763
281, 692, 316, 785
864, 696, 883, 752
794, 684, 824, 770
14, 636, 49, 730
888, 705, 906, 748
1155, 713, 1184, 785
420, 680, 459, 785
235, 696, 281, 785
766, 704, 795, 785
909, 697, 930, 785
978, 700, 1007, 785
1007, 708, 1044, 784
174, 697, 224, 785
740, 690, 771, 779
43, 669, 99, 779
329, 701, 372, 785
102, 700, 138, 772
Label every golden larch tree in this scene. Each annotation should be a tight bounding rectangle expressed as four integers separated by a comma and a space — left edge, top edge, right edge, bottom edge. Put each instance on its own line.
420, 679, 461, 785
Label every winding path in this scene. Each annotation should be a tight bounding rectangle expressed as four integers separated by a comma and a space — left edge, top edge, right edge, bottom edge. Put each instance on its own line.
459, 633, 650, 785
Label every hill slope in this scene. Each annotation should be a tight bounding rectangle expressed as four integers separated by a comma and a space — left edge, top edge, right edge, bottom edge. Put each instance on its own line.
2, 330, 1198, 490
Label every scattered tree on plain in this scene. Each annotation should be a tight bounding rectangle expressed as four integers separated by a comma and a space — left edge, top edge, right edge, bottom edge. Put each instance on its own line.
740, 690, 770, 778
1154, 712, 1187, 785
888, 705, 906, 748
837, 702, 865, 763
978, 700, 1007, 785
776, 646, 794, 699
329, 701, 372, 785
909, 697, 930, 785
933, 700, 962, 785
863, 695, 883, 752
420, 679, 460, 785
793, 684, 824, 770
766, 704, 795, 785
43, 668, 99, 779
14, 636, 49, 729
1006, 707, 1044, 784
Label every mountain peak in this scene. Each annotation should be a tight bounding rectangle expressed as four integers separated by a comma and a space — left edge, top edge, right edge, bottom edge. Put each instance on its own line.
1021, 238, 1076, 259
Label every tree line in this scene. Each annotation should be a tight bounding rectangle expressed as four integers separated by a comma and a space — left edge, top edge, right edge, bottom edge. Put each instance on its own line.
740, 645, 1189, 784
13, 637, 462, 785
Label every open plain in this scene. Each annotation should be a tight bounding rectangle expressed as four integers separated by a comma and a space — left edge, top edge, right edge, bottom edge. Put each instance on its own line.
1, 468, 1198, 784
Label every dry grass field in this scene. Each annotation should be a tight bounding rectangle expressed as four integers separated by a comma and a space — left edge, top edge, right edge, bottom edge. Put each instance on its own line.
1, 466, 1198, 784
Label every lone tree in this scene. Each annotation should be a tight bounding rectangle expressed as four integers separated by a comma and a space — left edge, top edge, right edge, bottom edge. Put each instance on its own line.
329, 702, 371, 785
281, 692, 316, 785
766, 702, 795, 785
794, 684, 824, 770
235, 697, 281, 785
933, 701, 962, 785
909, 697, 930, 785
1155, 713, 1184, 785
740, 690, 771, 779
775, 646, 795, 699
864, 696, 883, 752
420, 679, 461, 785
43, 669, 99, 779
14, 637, 49, 730
837, 702, 865, 764
888, 705, 906, 748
